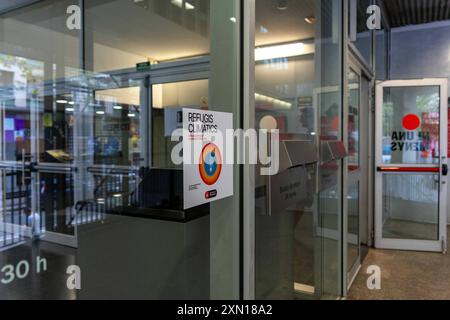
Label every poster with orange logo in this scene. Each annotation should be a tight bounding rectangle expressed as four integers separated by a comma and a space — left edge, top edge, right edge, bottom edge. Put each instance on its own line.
183, 108, 234, 210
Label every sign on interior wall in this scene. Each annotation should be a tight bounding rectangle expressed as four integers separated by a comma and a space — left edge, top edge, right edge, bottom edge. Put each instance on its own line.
183, 108, 233, 209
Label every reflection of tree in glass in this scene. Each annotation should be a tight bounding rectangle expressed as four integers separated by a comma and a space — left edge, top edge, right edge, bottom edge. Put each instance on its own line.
416, 94, 439, 112
0, 54, 36, 83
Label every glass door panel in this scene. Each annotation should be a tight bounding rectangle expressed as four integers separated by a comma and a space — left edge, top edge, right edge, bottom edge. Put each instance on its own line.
38, 170, 76, 246
34, 87, 78, 247
94, 84, 142, 167
83, 77, 145, 221
382, 86, 440, 165
382, 173, 439, 241
375, 79, 448, 252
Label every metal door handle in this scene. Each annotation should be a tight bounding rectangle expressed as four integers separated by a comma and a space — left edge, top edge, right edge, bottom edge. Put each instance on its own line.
443, 164, 448, 176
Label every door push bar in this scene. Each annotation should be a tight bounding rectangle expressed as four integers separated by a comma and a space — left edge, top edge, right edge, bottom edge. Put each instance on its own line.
377, 167, 440, 173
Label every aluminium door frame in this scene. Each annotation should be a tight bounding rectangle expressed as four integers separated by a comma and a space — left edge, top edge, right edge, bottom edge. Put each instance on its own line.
346, 56, 363, 290
374, 78, 448, 253
345, 52, 374, 292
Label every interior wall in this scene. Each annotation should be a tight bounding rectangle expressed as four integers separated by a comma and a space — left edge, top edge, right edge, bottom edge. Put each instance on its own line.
389, 20, 450, 223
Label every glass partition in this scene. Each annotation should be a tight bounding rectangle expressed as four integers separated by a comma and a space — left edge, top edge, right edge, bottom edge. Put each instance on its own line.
254, 0, 344, 300
0, 0, 241, 300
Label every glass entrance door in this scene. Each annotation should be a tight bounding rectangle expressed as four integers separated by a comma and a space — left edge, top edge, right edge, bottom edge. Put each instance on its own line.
375, 79, 448, 252
28, 81, 79, 248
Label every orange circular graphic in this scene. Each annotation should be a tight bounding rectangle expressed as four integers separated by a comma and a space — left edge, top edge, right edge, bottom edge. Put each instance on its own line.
199, 143, 222, 186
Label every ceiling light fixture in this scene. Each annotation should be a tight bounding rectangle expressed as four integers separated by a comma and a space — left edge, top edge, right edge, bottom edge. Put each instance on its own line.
66, 108, 75, 112
171, 0, 195, 10
113, 105, 123, 110
305, 16, 316, 24
255, 93, 292, 109
255, 42, 312, 61
277, 0, 288, 10
56, 100, 68, 104
96, 111, 105, 115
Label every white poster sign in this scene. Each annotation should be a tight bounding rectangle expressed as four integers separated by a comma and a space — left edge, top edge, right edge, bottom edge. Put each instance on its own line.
183, 108, 234, 209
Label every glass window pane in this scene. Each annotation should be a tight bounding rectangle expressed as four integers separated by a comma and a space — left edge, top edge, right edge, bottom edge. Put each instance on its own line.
152, 79, 208, 169
254, 0, 343, 300
382, 174, 439, 241
39, 172, 75, 237
94, 83, 141, 166
375, 28, 387, 80
382, 86, 440, 165
86, 0, 210, 72
348, 69, 360, 168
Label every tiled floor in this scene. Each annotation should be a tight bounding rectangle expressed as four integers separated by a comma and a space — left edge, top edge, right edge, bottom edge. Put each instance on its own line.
348, 227, 450, 300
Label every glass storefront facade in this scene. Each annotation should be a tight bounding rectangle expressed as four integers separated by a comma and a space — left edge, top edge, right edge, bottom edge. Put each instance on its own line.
0, 0, 381, 300
0, 0, 241, 300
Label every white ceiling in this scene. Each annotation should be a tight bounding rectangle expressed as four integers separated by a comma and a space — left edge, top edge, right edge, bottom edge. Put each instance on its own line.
85, 0, 210, 61
2, 0, 316, 64
2, 0, 210, 62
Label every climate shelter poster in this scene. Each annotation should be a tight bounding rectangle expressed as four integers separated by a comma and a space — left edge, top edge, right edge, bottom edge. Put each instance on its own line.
182, 108, 234, 210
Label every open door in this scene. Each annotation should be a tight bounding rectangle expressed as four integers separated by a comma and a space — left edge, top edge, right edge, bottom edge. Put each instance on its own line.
375, 79, 448, 252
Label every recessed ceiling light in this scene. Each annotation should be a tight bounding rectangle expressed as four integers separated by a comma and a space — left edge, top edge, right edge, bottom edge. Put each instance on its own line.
56, 100, 68, 104
128, 113, 136, 118
68, 101, 75, 105
96, 111, 105, 115
66, 108, 75, 112
113, 105, 123, 110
